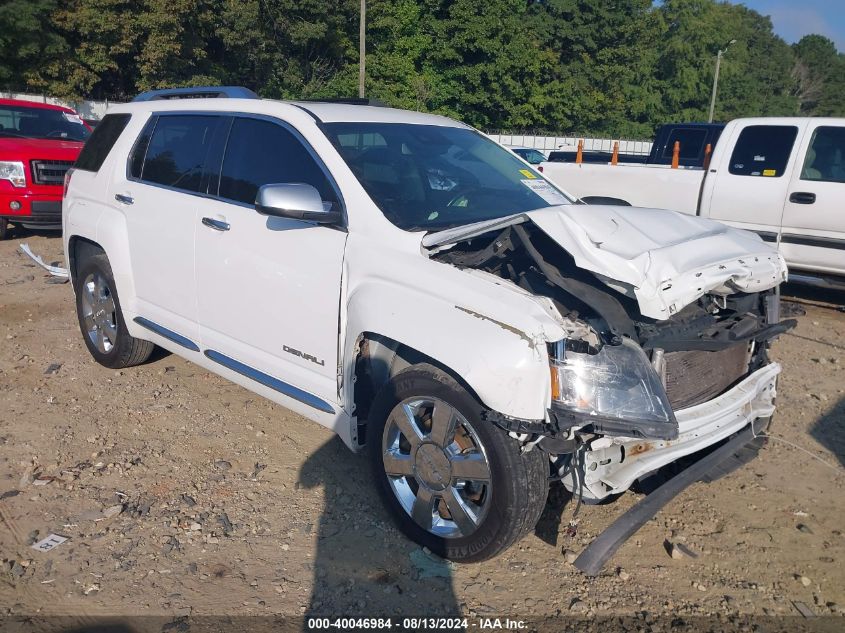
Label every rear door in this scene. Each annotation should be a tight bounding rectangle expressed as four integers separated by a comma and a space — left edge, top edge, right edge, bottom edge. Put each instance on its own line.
704, 123, 802, 241
194, 114, 347, 413
780, 122, 845, 275
115, 113, 229, 346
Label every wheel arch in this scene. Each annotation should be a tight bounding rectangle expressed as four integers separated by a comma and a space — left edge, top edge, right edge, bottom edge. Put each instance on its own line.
348, 324, 551, 447
352, 332, 483, 427
67, 235, 104, 289
67, 207, 137, 314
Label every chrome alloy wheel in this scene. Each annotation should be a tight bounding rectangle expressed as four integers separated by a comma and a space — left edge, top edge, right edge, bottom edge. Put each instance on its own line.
382, 397, 492, 538
80, 271, 118, 354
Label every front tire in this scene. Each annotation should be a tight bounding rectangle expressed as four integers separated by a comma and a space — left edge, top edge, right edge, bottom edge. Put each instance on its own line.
74, 253, 154, 369
368, 363, 548, 562
0, 221, 9, 240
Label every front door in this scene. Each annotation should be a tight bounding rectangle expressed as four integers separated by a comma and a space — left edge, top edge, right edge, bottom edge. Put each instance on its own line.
780, 122, 845, 274
195, 115, 347, 412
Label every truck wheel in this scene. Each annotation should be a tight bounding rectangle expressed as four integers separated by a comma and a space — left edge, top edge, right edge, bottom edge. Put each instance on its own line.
75, 253, 155, 369
368, 363, 548, 562
0, 221, 9, 240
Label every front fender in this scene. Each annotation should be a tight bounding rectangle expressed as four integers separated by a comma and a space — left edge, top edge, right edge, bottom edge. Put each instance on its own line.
342, 239, 566, 421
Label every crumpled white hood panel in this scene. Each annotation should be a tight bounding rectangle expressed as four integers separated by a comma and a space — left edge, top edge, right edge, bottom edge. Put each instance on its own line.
425, 205, 788, 320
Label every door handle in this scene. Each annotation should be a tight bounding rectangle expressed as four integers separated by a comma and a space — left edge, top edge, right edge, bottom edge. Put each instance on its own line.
201, 217, 230, 231
789, 191, 816, 204
114, 193, 134, 205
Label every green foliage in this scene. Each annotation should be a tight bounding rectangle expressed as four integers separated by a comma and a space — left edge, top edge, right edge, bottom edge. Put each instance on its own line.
793, 34, 845, 117
0, 0, 67, 91
1, 0, 843, 135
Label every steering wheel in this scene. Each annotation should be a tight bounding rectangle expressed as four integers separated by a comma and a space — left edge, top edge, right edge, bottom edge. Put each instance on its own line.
446, 185, 485, 208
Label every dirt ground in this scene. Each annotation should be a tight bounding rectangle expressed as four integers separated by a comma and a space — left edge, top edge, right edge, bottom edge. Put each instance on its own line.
1, 230, 844, 629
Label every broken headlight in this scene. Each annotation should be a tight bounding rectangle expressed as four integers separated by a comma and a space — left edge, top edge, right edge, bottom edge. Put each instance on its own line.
549, 337, 678, 440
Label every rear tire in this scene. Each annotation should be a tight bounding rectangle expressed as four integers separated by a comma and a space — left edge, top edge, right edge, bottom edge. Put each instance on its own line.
368, 363, 548, 562
75, 253, 154, 369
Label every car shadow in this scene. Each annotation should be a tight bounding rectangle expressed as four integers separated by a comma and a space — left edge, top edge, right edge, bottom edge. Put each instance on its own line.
781, 282, 845, 310
809, 394, 845, 468
4, 225, 63, 241
297, 437, 461, 616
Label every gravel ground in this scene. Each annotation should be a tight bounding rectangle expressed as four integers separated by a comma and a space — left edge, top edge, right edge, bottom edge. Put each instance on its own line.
1, 230, 843, 629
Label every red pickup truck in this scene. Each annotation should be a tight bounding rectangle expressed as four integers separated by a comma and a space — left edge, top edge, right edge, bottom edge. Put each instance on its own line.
0, 99, 91, 239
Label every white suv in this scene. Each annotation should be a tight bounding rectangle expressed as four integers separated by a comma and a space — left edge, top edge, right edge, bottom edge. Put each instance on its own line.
63, 87, 792, 563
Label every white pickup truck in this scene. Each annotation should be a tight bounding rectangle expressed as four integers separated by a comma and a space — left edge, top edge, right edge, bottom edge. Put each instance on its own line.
541, 118, 845, 290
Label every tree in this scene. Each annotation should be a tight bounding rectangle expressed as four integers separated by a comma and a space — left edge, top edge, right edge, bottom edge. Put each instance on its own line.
2, 0, 840, 134
793, 35, 845, 117
655, 0, 797, 125
528, 0, 667, 137
0, 0, 66, 93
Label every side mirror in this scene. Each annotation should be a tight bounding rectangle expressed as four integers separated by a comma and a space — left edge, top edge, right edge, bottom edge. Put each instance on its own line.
255, 183, 341, 224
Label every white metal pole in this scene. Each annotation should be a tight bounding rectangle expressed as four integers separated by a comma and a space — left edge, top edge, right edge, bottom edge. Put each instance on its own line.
359, 0, 366, 99
708, 50, 722, 123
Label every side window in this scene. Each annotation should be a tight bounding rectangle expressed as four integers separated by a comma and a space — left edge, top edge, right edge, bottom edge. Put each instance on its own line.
801, 126, 845, 183
218, 117, 337, 207
75, 113, 131, 172
138, 115, 221, 193
662, 128, 707, 160
728, 125, 798, 177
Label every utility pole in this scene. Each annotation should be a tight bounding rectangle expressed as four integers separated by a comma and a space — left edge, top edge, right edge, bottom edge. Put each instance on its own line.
359, 0, 366, 99
708, 39, 736, 123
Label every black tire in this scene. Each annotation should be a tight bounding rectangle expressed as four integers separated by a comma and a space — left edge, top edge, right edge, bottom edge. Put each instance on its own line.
74, 252, 155, 369
368, 363, 548, 562
0, 220, 9, 240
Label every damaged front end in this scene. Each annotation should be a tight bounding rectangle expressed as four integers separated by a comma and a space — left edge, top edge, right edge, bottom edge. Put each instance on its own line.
429, 214, 795, 502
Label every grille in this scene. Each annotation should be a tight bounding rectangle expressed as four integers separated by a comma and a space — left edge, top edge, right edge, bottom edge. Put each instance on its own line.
664, 344, 750, 410
30, 160, 74, 186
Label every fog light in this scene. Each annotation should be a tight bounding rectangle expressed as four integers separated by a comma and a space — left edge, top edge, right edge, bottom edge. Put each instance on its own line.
9, 200, 21, 211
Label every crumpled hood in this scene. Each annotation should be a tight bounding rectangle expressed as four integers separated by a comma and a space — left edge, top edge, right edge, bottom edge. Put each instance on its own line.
423, 205, 787, 320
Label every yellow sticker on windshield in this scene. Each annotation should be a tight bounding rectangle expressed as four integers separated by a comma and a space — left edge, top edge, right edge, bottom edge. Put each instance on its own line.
519, 169, 537, 179
762, 169, 776, 176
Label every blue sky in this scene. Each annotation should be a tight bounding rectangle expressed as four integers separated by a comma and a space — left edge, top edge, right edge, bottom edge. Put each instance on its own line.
735, 1, 845, 51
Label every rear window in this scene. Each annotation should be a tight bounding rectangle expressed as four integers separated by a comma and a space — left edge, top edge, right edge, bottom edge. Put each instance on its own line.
75, 114, 131, 172
728, 125, 798, 177
661, 128, 707, 160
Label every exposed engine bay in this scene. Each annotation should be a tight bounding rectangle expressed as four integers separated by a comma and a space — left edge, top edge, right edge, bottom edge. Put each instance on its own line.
430, 220, 796, 501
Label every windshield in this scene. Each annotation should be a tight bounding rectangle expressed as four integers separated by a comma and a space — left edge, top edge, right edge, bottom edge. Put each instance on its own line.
324, 123, 571, 231
0, 105, 90, 142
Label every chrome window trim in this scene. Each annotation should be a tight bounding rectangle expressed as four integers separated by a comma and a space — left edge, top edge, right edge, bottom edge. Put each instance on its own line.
123, 110, 347, 227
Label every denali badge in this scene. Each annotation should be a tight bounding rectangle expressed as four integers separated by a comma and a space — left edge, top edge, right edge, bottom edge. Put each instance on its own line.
283, 345, 325, 366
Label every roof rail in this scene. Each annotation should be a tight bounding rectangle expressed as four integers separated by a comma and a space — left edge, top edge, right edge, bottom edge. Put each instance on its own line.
301, 97, 387, 107
132, 86, 259, 102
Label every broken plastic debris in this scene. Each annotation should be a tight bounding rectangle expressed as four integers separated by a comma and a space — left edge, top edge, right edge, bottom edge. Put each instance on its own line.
31, 534, 68, 552
18, 244, 69, 278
